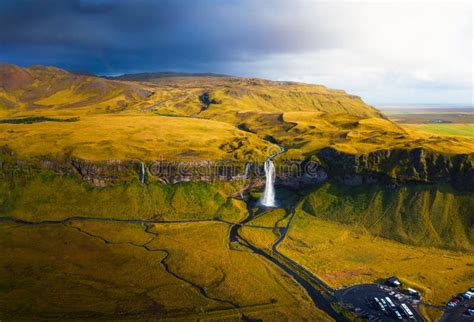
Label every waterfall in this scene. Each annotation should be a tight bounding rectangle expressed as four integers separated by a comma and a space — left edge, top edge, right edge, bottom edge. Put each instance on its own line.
244, 163, 251, 178
261, 159, 276, 207
140, 162, 145, 184
260, 146, 285, 207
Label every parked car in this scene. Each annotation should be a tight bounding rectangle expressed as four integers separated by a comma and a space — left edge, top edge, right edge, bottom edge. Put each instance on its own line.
407, 288, 421, 299
465, 308, 474, 317
401, 303, 415, 318
461, 293, 472, 300
447, 298, 461, 308
387, 276, 402, 287
393, 310, 403, 320
464, 291, 474, 299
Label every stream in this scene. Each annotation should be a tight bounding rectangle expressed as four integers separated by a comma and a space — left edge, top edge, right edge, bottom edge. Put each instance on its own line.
230, 144, 347, 321
228, 199, 346, 321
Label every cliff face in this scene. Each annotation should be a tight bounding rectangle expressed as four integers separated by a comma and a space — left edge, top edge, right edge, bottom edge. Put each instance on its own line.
315, 147, 474, 190
0, 156, 327, 191
1, 147, 472, 191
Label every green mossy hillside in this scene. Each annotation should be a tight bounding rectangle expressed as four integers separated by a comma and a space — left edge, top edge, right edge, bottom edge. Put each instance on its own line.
300, 182, 474, 251
0, 171, 248, 222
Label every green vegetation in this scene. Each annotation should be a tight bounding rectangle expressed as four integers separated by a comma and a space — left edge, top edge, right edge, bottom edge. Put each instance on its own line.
0, 221, 327, 320
300, 182, 473, 251
277, 213, 474, 309
1, 63, 473, 321
0, 171, 248, 222
0, 116, 79, 124
0, 114, 276, 161
384, 107, 474, 139
404, 123, 474, 138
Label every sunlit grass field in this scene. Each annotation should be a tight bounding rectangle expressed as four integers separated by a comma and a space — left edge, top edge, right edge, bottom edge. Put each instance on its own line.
2, 65, 473, 163
276, 215, 473, 320
0, 114, 276, 161
2, 111, 473, 166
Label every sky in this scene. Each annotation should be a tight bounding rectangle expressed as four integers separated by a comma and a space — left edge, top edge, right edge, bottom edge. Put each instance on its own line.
0, 0, 472, 106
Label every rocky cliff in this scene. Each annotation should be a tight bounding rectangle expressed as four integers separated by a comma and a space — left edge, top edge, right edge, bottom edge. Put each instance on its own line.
315, 147, 474, 190
1, 147, 472, 191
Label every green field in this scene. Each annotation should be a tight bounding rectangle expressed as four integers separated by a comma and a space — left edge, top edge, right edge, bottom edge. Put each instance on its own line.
382, 107, 474, 139
0, 220, 328, 320
278, 215, 474, 321
404, 123, 474, 138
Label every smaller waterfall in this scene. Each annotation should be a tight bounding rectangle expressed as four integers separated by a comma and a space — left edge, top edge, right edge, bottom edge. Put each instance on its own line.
244, 163, 251, 178
261, 159, 276, 207
140, 162, 145, 184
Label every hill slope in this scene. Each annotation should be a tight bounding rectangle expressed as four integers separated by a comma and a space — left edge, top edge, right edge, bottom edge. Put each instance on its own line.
0, 64, 152, 116
0, 63, 473, 162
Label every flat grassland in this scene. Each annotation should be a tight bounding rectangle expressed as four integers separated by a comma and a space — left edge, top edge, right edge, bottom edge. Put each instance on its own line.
0, 114, 276, 161
403, 123, 474, 138
381, 107, 474, 138
0, 220, 330, 321
2, 111, 473, 165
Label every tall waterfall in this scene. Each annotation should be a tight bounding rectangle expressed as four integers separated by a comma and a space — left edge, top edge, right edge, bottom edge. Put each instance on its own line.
260, 146, 286, 207
140, 162, 145, 184
261, 159, 276, 207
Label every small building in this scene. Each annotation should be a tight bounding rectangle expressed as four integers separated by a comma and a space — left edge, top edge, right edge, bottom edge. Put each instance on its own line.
386, 276, 402, 287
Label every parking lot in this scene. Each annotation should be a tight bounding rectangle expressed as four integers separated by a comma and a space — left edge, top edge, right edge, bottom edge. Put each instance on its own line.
335, 284, 423, 321
440, 297, 474, 321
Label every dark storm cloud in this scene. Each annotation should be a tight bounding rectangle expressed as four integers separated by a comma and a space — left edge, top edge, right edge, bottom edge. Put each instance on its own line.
1, 1, 470, 104
0, 0, 339, 74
